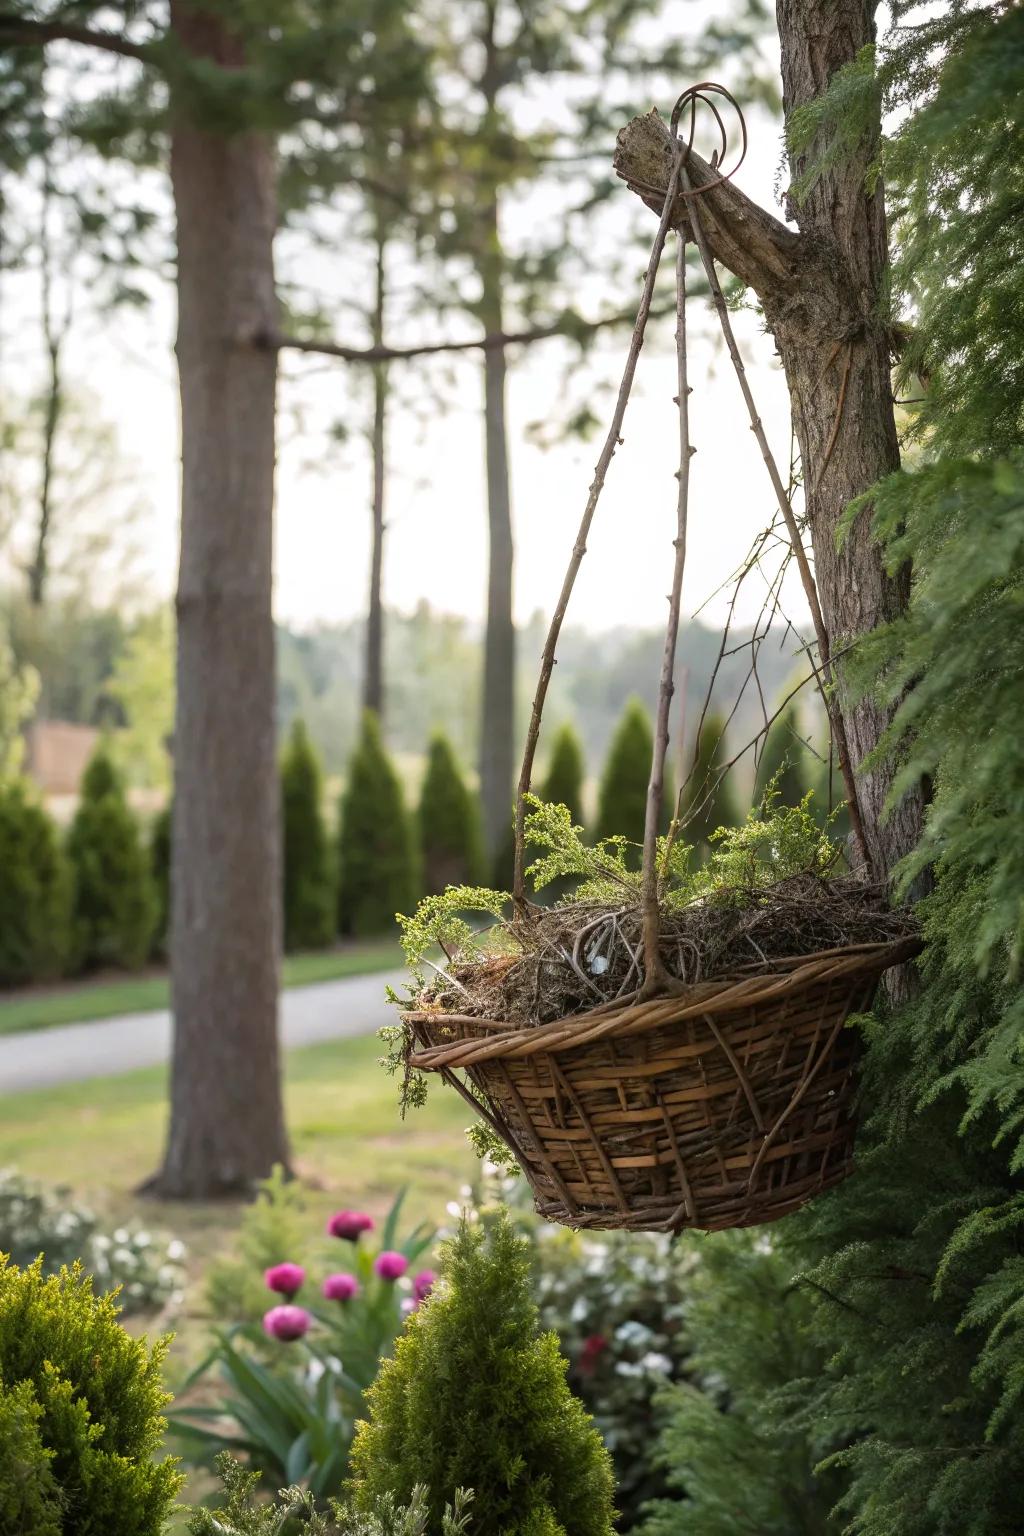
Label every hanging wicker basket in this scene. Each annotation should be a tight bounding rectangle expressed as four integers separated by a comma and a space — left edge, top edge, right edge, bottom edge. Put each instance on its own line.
407, 935, 919, 1233
393, 84, 921, 1235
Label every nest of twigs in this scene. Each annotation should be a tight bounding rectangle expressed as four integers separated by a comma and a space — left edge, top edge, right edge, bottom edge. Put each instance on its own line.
416, 873, 915, 1028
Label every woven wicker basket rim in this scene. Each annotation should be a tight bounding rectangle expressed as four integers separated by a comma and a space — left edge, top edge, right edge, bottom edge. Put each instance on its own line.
407, 935, 921, 1071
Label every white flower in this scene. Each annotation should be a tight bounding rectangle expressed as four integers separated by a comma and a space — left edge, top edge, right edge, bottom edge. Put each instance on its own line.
639, 1351, 673, 1375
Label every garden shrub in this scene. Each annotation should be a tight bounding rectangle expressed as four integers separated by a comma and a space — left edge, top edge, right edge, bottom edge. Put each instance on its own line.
418, 733, 483, 895
66, 745, 157, 970
0, 1375, 63, 1536
0, 1168, 185, 1317
149, 801, 172, 959
637, 1230, 840, 1536
540, 723, 586, 826
337, 712, 416, 936
0, 1256, 182, 1535
186, 1452, 472, 1535
678, 713, 742, 858
0, 779, 72, 985
282, 720, 336, 951
529, 1219, 691, 1527
349, 1211, 615, 1536
595, 698, 672, 855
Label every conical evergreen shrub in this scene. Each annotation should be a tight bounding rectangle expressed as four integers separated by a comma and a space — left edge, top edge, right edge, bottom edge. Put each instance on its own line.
66, 745, 156, 971
753, 703, 811, 809
150, 803, 171, 960
350, 1211, 615, 1535
281, 720, 335, 951
418, 733, 484, 895
595, 698, 673, 859
678, 713, 743, 859
540, 722, 586, 825
337, 712, 416, 936
0, 780, 72, 985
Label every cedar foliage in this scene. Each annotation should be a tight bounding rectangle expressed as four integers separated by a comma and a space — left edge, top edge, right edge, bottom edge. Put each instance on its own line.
595, 698, 673, 856
646, 10, 1024, 1535
282, 720, 335, 951
0, 780, 72, 985
66, 746, 156, 970
678, 713, 742, 858
0, 1257, 181, 1535
418, 733, 484, 895
641, 1231, 840, 1536
540, 723, 586, 826
349, 1212, 616, 1536
337, 711, 416, 937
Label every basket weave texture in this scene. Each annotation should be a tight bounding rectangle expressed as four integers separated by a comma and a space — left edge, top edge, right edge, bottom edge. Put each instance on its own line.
408, 937, 919, 1233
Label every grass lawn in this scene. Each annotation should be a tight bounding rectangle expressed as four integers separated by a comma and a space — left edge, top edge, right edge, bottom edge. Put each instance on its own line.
0, 940, 401, 1036
0, 1029, 476, 1375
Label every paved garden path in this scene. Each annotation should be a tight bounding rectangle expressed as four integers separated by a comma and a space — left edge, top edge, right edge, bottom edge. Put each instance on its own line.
0, 969, 405, 1096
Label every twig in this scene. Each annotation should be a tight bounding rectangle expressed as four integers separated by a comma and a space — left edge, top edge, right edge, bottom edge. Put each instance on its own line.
640, 227, 691, 997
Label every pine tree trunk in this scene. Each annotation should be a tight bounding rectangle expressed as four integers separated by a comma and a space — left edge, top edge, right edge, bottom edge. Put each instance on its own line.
146, 0, 290, 1197
363, 219, 387, 719
478, 217, 516, 867
614, 0, 923, 884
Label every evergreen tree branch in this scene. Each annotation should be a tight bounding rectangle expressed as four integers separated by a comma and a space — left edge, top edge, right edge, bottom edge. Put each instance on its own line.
0, 15, 153, 63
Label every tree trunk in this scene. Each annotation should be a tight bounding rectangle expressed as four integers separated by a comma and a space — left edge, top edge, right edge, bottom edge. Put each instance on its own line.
478, 208, 516, 868
614, 0, 923, 884
29, 155, 63, 609
147, 0, 290, 1198
363, 219, 387, 719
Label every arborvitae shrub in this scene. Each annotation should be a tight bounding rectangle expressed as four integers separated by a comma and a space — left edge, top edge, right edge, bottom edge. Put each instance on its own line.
282, 720, 336, 951
0, 779, 72, 985
337, 712, 416, 937
66, 746, 156, 970
595, 698, 673, 858
350, 1212, 615, 1536
0, 1256, 182, 1535
679, 713, 742, 858
418, 733, 484, 895
753, 703, 811, 809
0, 1375, 63, 1536
540, 723, 586, 826
150, 802, 172, 959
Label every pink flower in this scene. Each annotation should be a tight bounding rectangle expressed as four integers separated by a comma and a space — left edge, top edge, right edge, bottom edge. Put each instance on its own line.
327, 1210, 375, 1242
262, 1304, 312, 1342
374, 1250, 409, 1282
264, 1262, 305, 1299
412, 1269, 437, 1304
322, 1272, 359, 1302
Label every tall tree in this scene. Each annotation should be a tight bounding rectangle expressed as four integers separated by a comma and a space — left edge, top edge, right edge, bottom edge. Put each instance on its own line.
753, 701, 811, 809
0, 0, 426, 1196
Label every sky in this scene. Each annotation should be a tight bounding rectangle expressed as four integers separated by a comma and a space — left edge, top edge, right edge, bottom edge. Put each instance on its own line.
1, 9, 810, 643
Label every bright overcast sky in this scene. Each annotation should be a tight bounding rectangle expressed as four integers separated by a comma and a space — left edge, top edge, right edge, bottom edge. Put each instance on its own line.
2, 12, 809, 639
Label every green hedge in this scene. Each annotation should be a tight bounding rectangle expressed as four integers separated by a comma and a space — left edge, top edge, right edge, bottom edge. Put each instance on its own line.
0, 780, 72, 986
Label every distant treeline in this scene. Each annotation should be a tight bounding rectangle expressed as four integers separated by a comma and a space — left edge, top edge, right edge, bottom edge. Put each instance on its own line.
0, 696, 843, 989
3, 592, 806, 789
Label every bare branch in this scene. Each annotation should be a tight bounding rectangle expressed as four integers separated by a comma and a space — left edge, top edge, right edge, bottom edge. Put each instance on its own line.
613, 109, 803, 298
0, 15, 153, 62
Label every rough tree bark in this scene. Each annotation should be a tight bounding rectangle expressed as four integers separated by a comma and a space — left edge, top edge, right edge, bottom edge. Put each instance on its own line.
364, 212, 387, 719
147, 0, 290, 1196
614, 0, 922, 884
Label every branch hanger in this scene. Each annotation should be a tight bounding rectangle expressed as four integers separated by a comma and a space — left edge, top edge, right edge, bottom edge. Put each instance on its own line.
511, 83, 873, 996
